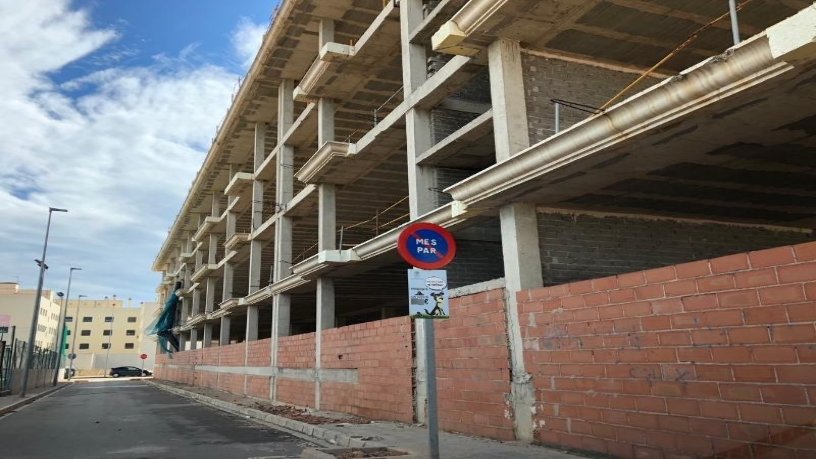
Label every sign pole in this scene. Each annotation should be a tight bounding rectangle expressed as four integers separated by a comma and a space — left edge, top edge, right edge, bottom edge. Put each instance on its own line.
425, 318, 440, 459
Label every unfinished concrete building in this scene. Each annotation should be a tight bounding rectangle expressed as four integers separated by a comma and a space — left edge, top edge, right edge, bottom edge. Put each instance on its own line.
154, 1, 816, 457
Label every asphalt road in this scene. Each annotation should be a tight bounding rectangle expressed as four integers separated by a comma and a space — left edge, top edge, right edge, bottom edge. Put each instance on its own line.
0, 380, 316, 459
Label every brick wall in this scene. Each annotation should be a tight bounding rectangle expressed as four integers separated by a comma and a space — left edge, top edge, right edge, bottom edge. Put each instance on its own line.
522, 54, 661, 144
538, 211, 814, 286
277, 333, 317, 408
436, 289, 515, 440
321, 317, 414, 423
519, 241, 816, 458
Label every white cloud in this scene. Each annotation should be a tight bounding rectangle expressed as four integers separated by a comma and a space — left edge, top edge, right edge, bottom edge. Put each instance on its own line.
0, 0, 246, 302
231, 17, 266, 68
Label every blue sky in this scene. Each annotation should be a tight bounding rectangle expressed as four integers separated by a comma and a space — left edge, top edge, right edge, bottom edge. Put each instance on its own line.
0, 0, 279, 304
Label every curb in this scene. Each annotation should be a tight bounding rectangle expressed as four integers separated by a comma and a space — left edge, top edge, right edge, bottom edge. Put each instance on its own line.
148, 381, 387, 450
0, 384, 71, 416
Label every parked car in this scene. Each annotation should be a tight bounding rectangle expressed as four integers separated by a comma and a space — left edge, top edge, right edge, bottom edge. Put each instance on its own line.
109, 366, 152, 378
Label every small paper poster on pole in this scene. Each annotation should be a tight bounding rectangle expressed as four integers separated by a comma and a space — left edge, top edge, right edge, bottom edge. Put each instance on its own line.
408, 269, 449, 319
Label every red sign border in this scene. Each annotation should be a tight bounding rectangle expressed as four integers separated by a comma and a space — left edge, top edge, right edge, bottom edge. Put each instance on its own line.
398, 222, 457, 269
140, 353, 148, 360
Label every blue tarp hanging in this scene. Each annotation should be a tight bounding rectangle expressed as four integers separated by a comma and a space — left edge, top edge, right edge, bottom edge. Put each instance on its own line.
146, 282, 181, 354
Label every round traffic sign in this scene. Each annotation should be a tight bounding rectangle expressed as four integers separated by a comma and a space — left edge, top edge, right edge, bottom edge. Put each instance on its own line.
140, 353, 148, 360
398, 222, 456, 270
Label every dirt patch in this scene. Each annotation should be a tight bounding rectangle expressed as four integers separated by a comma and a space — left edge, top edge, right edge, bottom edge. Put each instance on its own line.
252, 402, 366, 425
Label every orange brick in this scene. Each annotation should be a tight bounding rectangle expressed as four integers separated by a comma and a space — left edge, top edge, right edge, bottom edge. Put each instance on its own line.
684, 382, 720, 399
676, 260, 711, 279
591, 276, 618, 291
618, 271, 647, 287
695, 365, 734, 382
733, 365, 777, 383
652, 298, 683, 314
787, 303, 816, 322
793, 242, 816, 262
759, 285, 806, 305
658, 330, 691, 346
728, 326, 770, 344
635, 284, 664, 300
645, 266, 677, 283
771, 324, 816, 343
777, 262, 816, 284
710, 254, 750, 273
735, 268, 778, 288
776, 365, 816, 383
698, 275, 736, 293
719, 383, 762, 402
641, 316, 671, 331
691, 329, 727, 345
740, 403, 782, 423
727, 422, 771, 441
808, 282, 816, 300
682, 294, 718, 311
754, 345, 798, 363
664, 279, 698, 297
781, 406, 816, 425
744, 305, 788, 325
703, 310, 743, 327
761, 385, 808, 405
609, 288, 636, 303
700, 401, 739, 420
717, 290, 759, 308
749, 246, 795, 268
667, 398, 700, 416
796, 344, 816, 362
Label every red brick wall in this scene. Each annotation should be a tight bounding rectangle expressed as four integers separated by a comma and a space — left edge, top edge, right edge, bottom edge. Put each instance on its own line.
247, 339, 272, 366
321, 317, 414, 423
276, 333, 317, 407
519, 241, 816, 458
436, 289, 515, 440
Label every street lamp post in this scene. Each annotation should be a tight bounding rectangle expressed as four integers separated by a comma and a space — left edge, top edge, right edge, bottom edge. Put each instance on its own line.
53, 267, 81, 386
20, 207, 67, 397
68, 294, 87, 379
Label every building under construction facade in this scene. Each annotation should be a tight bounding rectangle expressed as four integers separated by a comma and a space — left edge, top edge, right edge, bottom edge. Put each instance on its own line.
154, 1, 816, 456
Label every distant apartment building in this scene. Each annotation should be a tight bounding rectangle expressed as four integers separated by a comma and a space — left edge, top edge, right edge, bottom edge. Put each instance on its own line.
64, 297, 160, 373
0, 282, 62, 349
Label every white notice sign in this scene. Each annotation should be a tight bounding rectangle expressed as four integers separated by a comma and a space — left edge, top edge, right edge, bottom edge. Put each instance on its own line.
408, 269, 449, 319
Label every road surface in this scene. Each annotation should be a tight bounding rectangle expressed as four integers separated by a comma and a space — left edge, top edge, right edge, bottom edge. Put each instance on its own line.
0, 380, 315, 458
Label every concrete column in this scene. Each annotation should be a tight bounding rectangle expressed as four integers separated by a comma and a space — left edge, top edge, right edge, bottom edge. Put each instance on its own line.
489, 38, 530, 162
220, 316, 231, 345
202, 324, 212, 348
191, 288, 201, 316
178, 333, 187, 352
401, 0, 435, 423
489, 37, 543, 442
180, 298, 189, 327
271, 80, 295, 401
190, 328, 198, 350
249, 123, 266, 294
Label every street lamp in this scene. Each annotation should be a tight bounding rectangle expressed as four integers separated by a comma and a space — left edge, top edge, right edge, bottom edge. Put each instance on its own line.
53, 267, 81, 385
68, 294, 87, 379
20, 207, 67, 397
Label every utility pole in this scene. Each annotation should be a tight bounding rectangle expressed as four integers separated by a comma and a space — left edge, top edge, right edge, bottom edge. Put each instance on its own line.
53, 267, 80, 385
20, 207, 67, 397
68, 294, 87, 379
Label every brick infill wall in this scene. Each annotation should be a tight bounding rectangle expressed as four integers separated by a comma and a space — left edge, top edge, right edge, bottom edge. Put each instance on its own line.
519, 241, 816, 458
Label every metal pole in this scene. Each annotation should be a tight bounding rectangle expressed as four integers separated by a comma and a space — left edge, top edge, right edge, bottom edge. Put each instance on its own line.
103, 316, 113, 374
53, 267, 79, 385
21, 207, 66, 397
68, 294, 86, 379
728, 0, 740, 45
424, 319, 440, 459
554, 102, 561, 134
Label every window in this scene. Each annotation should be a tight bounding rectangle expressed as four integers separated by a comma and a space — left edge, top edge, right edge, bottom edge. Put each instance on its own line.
82, 317, 92, 323
64, 343, 69, 350
127, 317, 137, 323
124, 343, 134, 349
104, 316, 113, 323
126, 330, 136, 336
103, 330, 111, 336
65, 317, 73, 322
66, 330, 71, 335
80, 330, 91, 336
101, 343, 110, 349
79, 343, 89, 350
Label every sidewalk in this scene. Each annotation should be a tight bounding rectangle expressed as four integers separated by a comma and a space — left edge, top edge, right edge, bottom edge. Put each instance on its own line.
150, 380, 584, 459
0, 383, 69, 416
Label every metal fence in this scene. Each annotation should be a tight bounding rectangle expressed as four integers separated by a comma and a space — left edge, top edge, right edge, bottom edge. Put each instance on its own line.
0, 329, 59, 395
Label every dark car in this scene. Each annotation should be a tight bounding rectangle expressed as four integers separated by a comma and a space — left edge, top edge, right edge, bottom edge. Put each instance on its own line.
109, 366, 152, 378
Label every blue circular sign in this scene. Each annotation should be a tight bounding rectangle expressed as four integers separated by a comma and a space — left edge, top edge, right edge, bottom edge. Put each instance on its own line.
398, 222, 457, 269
